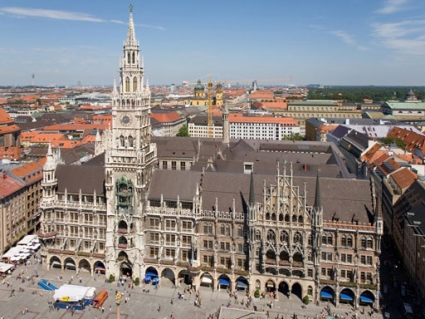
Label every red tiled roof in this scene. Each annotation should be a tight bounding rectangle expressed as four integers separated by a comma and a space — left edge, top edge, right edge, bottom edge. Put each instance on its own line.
0, 124, 20, 134
387, 126, 425, 153
0, 173, 25, 198
10, 161, 44, 184
261, 101, 288, 110
390, 167, 417, 189
150, 112, 183, 123
82, 135, 96, 143
249, 90, 274, 100
43, 123, 108, 131
0, 146, 24, 160
361, 142, 383, 162
0, 108, 14, 125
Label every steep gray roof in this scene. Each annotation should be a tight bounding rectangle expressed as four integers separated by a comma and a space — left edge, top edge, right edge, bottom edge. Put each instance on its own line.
148, 170, 201, 202
148, 166, 373, 224
56, 164, 105, 195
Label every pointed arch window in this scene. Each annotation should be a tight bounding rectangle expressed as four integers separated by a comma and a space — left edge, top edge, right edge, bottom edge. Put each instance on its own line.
120, 135, 125, 147
132, 52, 135, 64
361, 236, 367, 249
255, 230, 261, 241
294, 232, 302, 244
267, 229, 276, 242
128, 136, 134, 148
237, 225, 243, 237
280, 231, 289, 244
127, 52, 131, 64
225, 225, 231, 236
125, 77, 130, 92
133, 77, 137, 92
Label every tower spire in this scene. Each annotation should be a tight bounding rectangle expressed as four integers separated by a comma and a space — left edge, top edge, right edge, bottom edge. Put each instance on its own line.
249, 171, 255, 206
314, 170, 321, 208
222, 104, 229, 146
125, 4, 137, 46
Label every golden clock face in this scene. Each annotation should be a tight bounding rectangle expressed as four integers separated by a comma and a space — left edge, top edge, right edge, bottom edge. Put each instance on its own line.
120, 114, 132, 126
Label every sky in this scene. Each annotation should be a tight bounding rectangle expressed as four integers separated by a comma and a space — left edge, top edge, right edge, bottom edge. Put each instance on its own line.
0, 0, 425, 87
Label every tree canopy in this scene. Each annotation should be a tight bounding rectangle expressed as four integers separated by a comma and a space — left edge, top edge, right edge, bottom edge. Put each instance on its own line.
176, 124, 189, 137
307, 86, 425, 103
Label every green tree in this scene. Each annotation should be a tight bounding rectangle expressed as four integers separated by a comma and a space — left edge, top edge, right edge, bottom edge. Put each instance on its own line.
395, 138, 406, 150
176, 124, 189, 137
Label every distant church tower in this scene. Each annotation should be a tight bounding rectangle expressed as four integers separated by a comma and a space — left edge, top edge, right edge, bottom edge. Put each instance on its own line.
104, 5, 157, 278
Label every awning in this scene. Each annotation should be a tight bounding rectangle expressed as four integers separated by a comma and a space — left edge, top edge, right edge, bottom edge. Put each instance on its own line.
146, 271, 158, 278
201, 277, 213, 284
340, 293, 353, 301
266, 281, 274, 288
66, 262, 76, 268
51, 261, 61, 267
321, 290, 333, 299
219, 278, 230, 286
360, 295, 374, 303
236, 280, 248, 289
95, 266, 105, 271
0, 262, 13, 273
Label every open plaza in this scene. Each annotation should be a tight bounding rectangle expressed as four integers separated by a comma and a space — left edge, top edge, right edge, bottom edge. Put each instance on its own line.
0, 257, 382, 319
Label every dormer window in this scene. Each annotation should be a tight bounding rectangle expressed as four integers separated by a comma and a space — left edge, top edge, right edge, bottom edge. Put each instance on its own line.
244, 162, 253, 174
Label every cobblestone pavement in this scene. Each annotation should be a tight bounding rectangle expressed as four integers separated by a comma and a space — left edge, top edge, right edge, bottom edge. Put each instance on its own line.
0, 258, 384, 319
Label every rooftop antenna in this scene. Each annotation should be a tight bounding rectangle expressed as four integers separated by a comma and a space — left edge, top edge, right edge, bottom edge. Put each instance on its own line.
31, 73, 35, 89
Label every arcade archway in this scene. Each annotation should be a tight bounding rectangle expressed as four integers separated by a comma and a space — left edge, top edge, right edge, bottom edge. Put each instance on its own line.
78, 259, 90, 273
161, 268, 175, 284
265, 279, 275, 292
94, 261, 106, 274
278, 281, 289, 297
320, 286, 335, 302
340, 288, 355, 305
291, 282, 302, 300
200, 273, 214, 288
218, 274, 231, 291
360, 290, 375, 305
64, 257, 76, 270
235, 277, 249, 291
50, 256, 61, 269
120, 261, 133, 278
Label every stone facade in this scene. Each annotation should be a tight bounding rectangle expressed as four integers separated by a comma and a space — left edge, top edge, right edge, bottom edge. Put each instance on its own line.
38, 7, 382, 310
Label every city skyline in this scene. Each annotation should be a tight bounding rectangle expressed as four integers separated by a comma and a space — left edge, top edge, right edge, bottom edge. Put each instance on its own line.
0, 0, 425, 87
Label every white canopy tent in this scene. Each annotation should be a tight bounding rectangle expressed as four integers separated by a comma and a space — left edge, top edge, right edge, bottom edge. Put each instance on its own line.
0, 262, 14, 273
53, 284, 92, 302
17, 235, 38, 246
2, 247, 22, 259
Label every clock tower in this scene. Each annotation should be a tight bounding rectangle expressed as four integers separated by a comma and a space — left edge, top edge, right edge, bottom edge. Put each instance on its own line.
104, 5, 157, 279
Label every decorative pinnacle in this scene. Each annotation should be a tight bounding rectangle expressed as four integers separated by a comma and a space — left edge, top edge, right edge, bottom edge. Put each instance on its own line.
129, 4, 133, 12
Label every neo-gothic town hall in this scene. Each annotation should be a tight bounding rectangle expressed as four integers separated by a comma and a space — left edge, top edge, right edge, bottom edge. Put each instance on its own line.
39, 7, 382, 309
